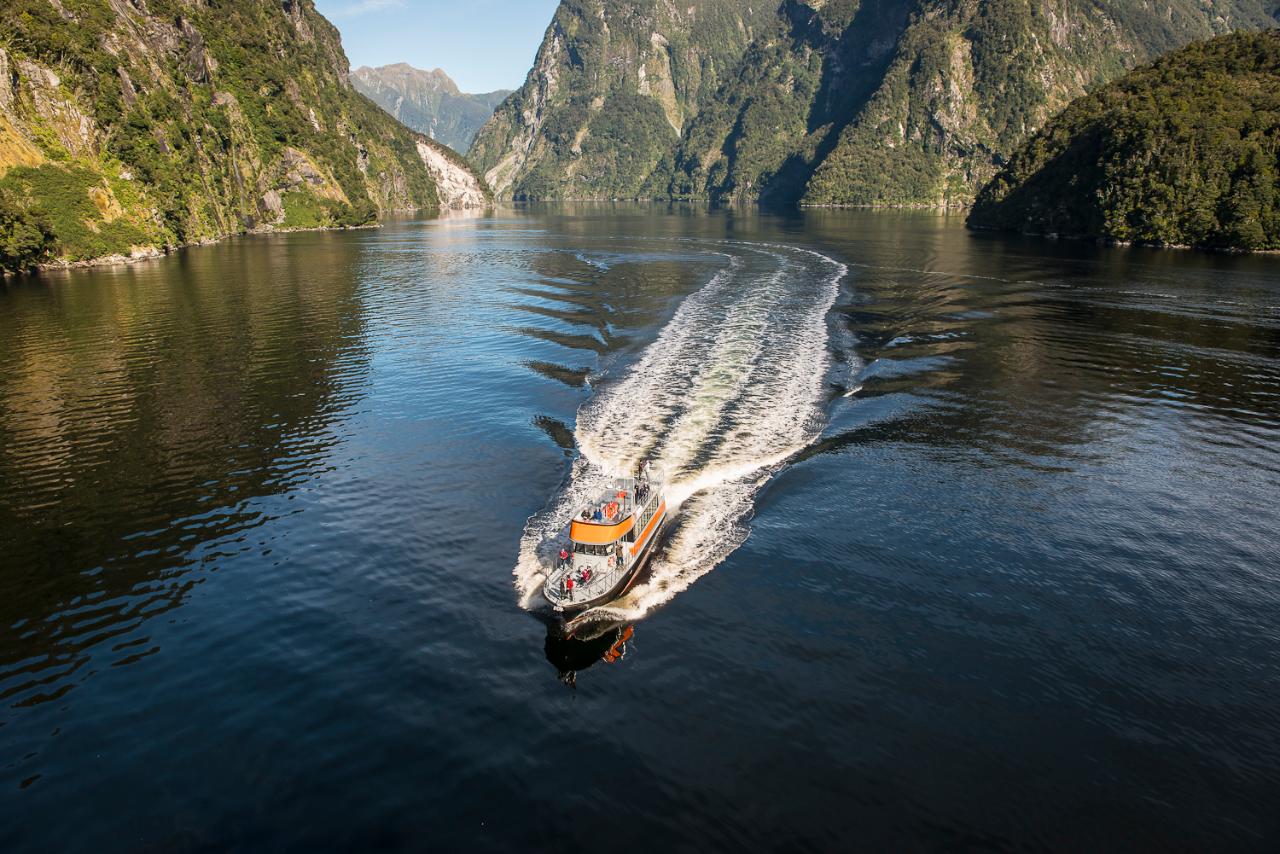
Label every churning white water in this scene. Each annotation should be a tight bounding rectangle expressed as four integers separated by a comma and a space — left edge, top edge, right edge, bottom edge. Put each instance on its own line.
514, 242, 848, 625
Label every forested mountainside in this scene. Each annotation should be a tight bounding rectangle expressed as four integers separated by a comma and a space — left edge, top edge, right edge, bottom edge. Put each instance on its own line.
468, 0, 778, 199
968, 30, 1280, 250
470, 0, 1280, 206
0, 0, 482, 273
352, 64, 510, 153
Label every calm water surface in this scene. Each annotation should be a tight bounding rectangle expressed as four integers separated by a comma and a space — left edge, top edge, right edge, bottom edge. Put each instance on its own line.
2, 207, 1279, 850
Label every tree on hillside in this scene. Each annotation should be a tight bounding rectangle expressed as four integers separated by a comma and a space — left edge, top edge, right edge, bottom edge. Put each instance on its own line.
0, 190, 55, 274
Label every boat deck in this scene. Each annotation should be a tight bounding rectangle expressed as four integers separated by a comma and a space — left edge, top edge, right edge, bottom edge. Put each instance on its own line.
545, 558, 625, 607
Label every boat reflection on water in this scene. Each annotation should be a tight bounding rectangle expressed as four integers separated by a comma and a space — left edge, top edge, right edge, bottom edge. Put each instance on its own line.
543, 619, 635, 688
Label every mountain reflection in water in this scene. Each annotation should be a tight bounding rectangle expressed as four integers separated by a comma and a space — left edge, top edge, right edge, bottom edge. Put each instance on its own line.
0, 233, 371, 713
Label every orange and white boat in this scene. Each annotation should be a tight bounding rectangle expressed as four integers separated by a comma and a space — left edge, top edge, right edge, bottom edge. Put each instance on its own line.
543, 464, 668, 614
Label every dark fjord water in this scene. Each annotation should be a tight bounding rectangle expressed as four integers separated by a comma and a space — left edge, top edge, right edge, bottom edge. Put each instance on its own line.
2, 207, 1279, 851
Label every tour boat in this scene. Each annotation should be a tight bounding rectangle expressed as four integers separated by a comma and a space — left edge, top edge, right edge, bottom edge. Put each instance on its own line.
543, 465, 667, 615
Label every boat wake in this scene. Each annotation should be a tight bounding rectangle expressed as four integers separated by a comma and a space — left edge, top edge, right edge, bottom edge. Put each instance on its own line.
514, 241, 848, 626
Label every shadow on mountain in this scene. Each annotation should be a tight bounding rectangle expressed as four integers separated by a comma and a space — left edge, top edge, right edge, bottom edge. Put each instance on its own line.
759, 0, 912, 207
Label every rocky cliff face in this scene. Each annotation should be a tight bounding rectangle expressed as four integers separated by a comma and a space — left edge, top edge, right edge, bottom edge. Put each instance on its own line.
471, 0, 1279, 206
352, 64, 510, 154
468, 0, 776, 199
415, 139, 489, 209
0, 0, 484, 270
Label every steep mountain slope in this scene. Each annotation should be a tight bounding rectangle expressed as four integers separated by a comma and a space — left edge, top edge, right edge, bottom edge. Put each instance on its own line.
468, 0, 776, 199
0, 0, 482, 272
352, 64, 510, 153
967, 30, 1280, 250
665, 0, 897, 205
473, 0, 1279, 205
799, 0, 1279, 207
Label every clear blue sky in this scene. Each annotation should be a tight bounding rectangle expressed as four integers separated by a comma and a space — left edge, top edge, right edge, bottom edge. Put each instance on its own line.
314, 0, 561, 94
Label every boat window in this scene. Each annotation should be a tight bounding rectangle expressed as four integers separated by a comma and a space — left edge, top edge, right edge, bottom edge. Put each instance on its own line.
573, 542, 612, 556
637, 496, 659, 532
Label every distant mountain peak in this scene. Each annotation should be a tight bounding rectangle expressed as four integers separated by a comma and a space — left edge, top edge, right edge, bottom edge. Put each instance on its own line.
355, 63, 460, 95
352, 62, 511, 152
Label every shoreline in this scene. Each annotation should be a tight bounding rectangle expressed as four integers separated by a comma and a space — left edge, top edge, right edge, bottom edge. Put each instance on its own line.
12, 200, 498, 276
503, 197, 971, 211
965, 222, 1280, 255
797, 202, 970, 211
4, 220, 401, 278
10, 205, 1274, 277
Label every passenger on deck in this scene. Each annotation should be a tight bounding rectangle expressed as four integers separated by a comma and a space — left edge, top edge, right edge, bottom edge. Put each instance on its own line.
593, 506, 603, 522
558, 547, 570, 569
564, 576, 574, 598
582, 567, 593, 583
581, 509, 591, 520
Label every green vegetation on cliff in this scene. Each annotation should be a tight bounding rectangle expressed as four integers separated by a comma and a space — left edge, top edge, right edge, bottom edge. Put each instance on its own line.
0, 188, 54, 272
468, 0, 776, 199
968, 30, 1280, 250
0, 0, 474, 272
803, 0, 1277, 208
472, 0, 1279, 206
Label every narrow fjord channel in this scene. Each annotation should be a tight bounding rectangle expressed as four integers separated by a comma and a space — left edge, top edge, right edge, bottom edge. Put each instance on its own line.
2, 207, 1279, 850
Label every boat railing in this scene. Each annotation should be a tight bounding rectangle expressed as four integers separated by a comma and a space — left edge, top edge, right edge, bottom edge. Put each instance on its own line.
548, 551, 629, 606
579, 469, 662, 523
550, 570, 608, 607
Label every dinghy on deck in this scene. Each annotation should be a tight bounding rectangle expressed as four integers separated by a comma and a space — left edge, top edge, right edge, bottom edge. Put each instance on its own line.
543, 464, 667, 615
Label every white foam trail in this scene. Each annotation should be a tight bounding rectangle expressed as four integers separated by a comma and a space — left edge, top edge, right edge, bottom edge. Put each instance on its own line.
514, 241, 848, 619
